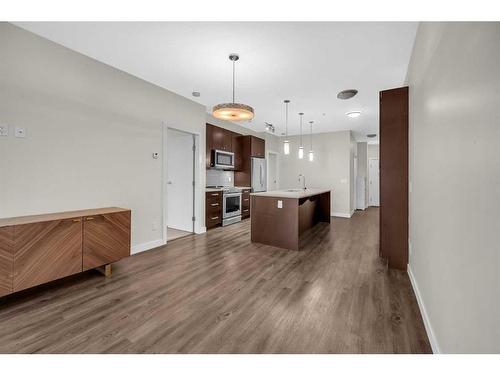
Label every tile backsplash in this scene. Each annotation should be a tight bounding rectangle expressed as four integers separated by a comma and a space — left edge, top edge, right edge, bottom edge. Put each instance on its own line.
206, 169, 234, 187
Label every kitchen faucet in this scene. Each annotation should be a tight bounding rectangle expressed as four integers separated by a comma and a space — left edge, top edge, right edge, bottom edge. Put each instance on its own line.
298, 174, 307, 190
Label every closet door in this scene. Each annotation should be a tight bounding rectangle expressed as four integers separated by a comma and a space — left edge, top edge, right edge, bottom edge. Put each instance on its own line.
379, 86, 409, 270
13, 219, 83, 292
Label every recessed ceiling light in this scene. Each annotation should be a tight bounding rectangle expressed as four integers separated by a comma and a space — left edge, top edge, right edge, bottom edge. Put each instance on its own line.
367, 133, 377, 138
192, 91, 201, 97
346, 111, 361, 118
337, 89, 358, 100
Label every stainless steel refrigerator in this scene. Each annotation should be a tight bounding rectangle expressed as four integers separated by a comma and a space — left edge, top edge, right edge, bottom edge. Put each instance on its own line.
251, 157, 267, 192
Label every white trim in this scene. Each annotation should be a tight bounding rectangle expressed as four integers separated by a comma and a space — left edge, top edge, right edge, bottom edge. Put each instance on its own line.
196, 226, 207, 234
131, 239, 164, 255
407, 264, 440, 354
332, 212, 352, 218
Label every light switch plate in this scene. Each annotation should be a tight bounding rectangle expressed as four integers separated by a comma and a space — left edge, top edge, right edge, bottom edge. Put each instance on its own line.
15, 126, 26, 138
277, 200, 283, 209
0, 125, 8, 136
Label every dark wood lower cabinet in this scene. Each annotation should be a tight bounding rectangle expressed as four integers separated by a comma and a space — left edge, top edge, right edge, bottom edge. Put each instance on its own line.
0, 226, 14, 297
0, 207, 131, 298
241, 189, 251, 218
206, 191, 222, 229
13, 218, 83, 292
83, 211, 131, 271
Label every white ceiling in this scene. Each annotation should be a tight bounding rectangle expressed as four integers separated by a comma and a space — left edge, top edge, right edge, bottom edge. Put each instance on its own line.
15, 22, 418, 140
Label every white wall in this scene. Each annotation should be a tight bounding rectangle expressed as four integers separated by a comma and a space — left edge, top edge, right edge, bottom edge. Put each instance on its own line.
406, 22, 500, 353
0, 23, 207, 252
278, 130, 352, 217
166, 128, 194, 233
367, 144, 379, 206
357, 142, 368, 209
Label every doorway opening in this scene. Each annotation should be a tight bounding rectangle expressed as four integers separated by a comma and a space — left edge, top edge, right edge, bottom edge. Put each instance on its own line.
165, 127, 196, 241
369, 158, 380, 207
267, 151, 279, 191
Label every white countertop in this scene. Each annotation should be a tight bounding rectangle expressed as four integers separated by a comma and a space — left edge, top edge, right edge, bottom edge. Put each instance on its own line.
206, 188, 223, 192
250, 188, 331, 199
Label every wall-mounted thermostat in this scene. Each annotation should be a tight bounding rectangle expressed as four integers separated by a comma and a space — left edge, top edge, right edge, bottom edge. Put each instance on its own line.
152, 152, 159, 159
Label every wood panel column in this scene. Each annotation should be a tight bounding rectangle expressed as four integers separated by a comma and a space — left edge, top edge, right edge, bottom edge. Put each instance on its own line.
379, 86, 409, 270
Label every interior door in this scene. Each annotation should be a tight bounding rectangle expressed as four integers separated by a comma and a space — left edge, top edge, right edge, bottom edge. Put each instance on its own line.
167, 129, 195, 233
13, 219, 83, 292
83, 212, 130, 271
267, 153, 278, 191
369, 158, 380, 206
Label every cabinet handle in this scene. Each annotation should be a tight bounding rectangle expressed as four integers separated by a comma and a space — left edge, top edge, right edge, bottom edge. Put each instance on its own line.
73, 219, 81, 222
244, 199, 249, 202
211, 216, 219, 220
211, 203, 219, 206
244, 209, 249, 212
85, 217, 95, 221
211, 193, 219, 196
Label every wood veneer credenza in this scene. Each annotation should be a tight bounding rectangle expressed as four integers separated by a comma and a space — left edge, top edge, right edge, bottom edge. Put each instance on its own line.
0, 207, 131, 297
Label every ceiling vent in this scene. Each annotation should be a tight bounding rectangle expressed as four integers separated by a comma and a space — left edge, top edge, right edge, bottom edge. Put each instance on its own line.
337, 89, 358, 100
367, 133, 377, 138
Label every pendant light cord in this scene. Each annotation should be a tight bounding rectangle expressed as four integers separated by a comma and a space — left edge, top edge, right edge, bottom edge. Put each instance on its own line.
232, 59, 235, 103
310, 121, 313, 149
300, 114, 303, 146
285, 101, 289, 138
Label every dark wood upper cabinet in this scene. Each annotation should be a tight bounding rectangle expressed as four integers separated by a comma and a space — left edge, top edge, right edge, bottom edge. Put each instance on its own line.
232, 133, 242, 170
379, 86, 408, 270
206, 124, 214, 168
250, 136, 265, 158
210, 125, 232, 152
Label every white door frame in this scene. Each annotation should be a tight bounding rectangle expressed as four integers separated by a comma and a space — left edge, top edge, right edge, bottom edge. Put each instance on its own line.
368, 157, 380, 207
266, 150, 279, 191
162, 123, 202, 245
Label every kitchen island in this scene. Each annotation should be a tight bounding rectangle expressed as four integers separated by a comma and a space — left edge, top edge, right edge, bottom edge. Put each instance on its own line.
250, 188, 331, 250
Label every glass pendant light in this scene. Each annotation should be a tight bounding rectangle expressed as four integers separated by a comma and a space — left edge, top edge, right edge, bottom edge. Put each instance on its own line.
212, 54, 254, 121
298, 112, 304, 159
308, 121, 314, 161
283, 100, 290, 155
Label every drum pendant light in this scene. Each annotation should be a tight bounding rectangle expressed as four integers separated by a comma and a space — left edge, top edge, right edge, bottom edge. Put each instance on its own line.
283, 100, 290, 155
298, 113, 304, 159
212, 54, 254, 121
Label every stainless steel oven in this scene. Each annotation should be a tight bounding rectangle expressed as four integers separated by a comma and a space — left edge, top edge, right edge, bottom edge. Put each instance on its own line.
222, 189, 242, 226
211, 149, 235, 169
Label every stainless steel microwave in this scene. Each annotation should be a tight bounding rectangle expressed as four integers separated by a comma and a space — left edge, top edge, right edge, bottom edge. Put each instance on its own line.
211, 149, 235, 169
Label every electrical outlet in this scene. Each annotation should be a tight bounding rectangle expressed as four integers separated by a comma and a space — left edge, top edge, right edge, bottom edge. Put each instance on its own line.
0, 124, 8, 136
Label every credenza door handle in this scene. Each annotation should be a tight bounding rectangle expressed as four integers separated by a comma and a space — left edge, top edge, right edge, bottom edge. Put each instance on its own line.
211, 216, 219, 220
85, 217, 95, 221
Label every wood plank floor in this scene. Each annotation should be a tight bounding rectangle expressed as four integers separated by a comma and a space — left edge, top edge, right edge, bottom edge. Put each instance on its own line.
0, 207, 431, 353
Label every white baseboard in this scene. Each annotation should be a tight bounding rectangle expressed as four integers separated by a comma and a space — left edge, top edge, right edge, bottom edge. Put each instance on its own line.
195, 226, 207, 234
407, 264, 440, 353
131, 239, 165, 255
332, 212, 352, 218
